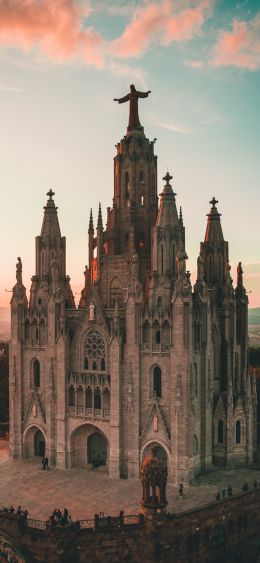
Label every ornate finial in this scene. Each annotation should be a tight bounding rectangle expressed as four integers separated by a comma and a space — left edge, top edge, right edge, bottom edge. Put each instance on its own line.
179, 206, 183, 225
97, 202, 103, 229
210, 196, 218, 208
163, 171, 173, 186
16, 257, 22, 285
88, 208, 94, 233
47, 189, 55, 200
237, 261, 243, 286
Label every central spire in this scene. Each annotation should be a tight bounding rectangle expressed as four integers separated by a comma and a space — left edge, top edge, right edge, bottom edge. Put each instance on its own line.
113, 84, 151, 134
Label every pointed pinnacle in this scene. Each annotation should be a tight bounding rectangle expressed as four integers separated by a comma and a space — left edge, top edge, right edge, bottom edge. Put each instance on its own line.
88, 208, 94, 234
179, 206, 183, 225
97, 202, 103, 229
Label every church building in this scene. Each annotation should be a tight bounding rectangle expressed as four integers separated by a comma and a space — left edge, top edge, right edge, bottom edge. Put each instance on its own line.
9, 86, 257, 483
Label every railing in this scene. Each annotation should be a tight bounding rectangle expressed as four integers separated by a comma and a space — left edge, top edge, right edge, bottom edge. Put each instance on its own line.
68, 407, 110, 420
142, 343, 170, 353
0, 510, 142, 532
27, 518, 47, 530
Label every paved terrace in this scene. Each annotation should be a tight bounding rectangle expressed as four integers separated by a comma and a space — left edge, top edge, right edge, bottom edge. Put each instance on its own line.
0, 440, 260, 521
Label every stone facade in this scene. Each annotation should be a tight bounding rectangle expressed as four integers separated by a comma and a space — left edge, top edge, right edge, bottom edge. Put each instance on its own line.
9, 109, 257, 483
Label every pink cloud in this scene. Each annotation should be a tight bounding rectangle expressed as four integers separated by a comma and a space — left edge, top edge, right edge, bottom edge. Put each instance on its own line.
211, 15, 260, 70
0, 0, 105, 68
110, 0, 212, 58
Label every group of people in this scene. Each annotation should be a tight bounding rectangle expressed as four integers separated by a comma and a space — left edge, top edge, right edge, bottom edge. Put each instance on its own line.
242, 480, 259, 492
216, 480, 259, 501
46, 508, 72, 530
1, 505, 28, 522
41, 456, 49, 470
215, 485, 233, 501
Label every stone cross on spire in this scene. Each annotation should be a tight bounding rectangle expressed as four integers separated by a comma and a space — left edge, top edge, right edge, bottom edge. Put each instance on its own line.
210, 196, 218, 208
163, 171, 173, 186
47, 189, 55, 200
113, 84, 151, 132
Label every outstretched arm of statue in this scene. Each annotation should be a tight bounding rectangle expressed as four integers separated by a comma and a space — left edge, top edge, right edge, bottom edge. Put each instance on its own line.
137, 90, 151, 98
116, 93, 130, 104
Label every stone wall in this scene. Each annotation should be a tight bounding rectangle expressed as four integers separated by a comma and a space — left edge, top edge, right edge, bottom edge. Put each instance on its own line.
1, 490, 260, 562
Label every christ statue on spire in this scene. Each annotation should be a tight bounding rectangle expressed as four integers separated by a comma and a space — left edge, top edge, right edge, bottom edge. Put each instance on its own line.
114, 84, 151, 131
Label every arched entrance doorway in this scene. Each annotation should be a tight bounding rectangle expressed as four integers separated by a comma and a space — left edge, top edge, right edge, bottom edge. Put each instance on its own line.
142, 442, 168, 468
87, 432, 107, 467
70, 424, 109, 469
23, 426, 46, 458
34, 429, 45, 457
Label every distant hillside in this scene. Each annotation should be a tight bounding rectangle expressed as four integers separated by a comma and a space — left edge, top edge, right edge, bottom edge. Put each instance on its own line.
248, 308, 260, 326
0, 307, 10, 341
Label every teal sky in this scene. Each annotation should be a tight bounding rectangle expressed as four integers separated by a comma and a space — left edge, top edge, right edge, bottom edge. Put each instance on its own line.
0, 0, 259, 307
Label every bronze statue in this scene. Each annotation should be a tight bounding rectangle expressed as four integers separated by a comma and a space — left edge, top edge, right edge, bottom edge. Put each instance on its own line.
114, 84, 151, 130
237, 261, 243, 286
16, 257, 22, 285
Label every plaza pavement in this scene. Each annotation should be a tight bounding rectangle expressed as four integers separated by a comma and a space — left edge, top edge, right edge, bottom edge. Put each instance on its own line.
0, 440, 260, 522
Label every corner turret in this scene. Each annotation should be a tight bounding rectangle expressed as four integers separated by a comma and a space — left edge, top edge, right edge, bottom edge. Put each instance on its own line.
200, 197, 228, 286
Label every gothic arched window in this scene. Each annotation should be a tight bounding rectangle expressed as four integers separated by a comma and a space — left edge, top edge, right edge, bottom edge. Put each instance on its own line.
143, 321, 150, 344
153, 366, 162, 398
125, 172, 130, 199
194, 434, 198, 455
236, 420, 241, 444
172, 244, 175, 273
68, 386, 75, 406
39, 319, 45, 345
86, 387, 92, 408
194, 363, 198, 397
161, 245, 164, 274
110, 277, 122, 306
218, 420, 224, 444
25, 320, 30, 341
83, 329, 106, 371
94, 388, 101, 409
162, 321, 170, 347
33, 359, 40, 387
103, 388, 110, 412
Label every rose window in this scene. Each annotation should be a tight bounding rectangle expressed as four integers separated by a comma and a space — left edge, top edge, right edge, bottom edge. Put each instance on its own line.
84, 330, 105, 361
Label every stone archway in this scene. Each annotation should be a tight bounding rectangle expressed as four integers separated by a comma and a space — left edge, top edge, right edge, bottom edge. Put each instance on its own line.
34, 429, 45, 457
70, 424, 109, 469
87, 432, 107, 467
142, 442, 168, 468
23, 426, 46, 458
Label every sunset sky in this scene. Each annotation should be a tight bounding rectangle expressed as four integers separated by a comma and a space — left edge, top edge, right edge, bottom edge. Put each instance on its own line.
0, 0, 259, 308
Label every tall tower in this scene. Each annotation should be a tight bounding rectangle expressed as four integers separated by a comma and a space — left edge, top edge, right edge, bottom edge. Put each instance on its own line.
88, 85, 158, 291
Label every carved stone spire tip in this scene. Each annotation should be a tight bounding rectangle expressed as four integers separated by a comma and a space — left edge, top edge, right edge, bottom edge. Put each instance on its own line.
210, 196, 218, 208
47, 189, 55, 200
